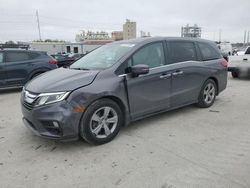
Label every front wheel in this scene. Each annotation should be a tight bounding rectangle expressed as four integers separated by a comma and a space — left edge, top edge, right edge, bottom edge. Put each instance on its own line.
80, 99, 123, 145
196, 79, 217, 108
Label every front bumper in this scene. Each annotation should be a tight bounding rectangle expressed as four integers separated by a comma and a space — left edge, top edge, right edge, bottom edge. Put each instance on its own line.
21, 100, 82, 141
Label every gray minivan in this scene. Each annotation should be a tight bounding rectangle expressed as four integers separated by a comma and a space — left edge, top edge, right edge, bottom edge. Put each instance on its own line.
21, 37, 228, 145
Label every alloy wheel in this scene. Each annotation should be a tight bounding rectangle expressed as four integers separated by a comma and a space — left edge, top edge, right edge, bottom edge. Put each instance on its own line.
203, 83, 215, 104
90, 106, 118, 139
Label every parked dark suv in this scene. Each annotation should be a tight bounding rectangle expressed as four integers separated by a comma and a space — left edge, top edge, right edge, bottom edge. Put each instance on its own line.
0, 49, 57, 89
51, 54, 75, 68
21, 37, 228, 145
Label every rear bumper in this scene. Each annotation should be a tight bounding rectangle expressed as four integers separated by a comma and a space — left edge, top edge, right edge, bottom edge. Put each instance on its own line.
217, 69, 228, 94
21, 100, 82, 141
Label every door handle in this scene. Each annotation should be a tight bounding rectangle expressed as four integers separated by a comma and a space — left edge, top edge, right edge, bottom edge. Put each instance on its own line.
243, 58, 248, 61
172, 71, 184, 76
160, 73, 171, 79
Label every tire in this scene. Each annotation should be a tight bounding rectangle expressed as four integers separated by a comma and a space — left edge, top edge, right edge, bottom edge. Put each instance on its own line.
196, 79, 217, 108
231, 71, 239, 78
80, 99, 123, 145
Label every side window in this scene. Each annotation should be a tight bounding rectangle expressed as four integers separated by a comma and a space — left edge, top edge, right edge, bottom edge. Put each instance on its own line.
0, 53, 3, 63
168, 41, 197, 63
5, 52, 31, 62
132, 42, 165, 68
245, 47, 250, 55
198, 42, 220, 61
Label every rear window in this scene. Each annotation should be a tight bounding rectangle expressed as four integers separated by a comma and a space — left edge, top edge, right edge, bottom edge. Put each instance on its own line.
198, 42, 221, 61
168, 41, 197, 63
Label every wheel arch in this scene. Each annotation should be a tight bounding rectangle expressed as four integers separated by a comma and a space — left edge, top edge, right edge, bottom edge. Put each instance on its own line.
82, 95, 129, 127
98, 95, 127, 122
207, 76, 219, 95
28, 68, 51, 80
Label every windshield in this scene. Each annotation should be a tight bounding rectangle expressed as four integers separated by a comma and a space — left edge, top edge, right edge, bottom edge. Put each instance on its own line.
70, 43, 135, 70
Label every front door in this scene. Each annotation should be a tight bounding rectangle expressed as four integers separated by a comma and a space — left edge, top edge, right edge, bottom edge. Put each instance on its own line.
125, 42, 172, 119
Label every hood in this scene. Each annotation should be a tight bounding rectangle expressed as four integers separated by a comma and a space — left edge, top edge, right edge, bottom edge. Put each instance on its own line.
25, 68, 99, 93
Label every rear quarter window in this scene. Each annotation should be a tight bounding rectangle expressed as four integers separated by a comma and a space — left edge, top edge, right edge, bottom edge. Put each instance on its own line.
5, 51, 32, 62
198, 42, 221, 61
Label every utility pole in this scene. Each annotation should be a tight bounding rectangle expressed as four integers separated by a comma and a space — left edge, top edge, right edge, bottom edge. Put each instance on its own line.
243, 30, 246, 45
219, 29, 222, 42
247, 30, 250, 44
36, 10, 42, 41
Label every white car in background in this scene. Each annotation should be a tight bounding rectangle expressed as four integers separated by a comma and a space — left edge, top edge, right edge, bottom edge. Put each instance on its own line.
219, 42, 233, 55
228, 46, 250, 78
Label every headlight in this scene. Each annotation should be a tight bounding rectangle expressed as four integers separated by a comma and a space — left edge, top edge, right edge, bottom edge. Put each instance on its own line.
34, 92, 70, 107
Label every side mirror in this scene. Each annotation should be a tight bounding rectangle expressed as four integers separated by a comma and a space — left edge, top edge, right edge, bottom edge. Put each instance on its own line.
129, 64, 149, 77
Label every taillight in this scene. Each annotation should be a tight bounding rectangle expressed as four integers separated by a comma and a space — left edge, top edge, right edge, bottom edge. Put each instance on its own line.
49, 58, 57, 65
221, 59, 228, 68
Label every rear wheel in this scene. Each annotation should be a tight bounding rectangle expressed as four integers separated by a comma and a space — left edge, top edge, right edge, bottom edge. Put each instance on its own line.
231, 71, 239, 78
196, 79, 217, 108
80, 99, 123, 145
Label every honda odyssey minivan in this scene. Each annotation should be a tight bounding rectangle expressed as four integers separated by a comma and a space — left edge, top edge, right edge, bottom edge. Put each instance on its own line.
21, 37, 228, 145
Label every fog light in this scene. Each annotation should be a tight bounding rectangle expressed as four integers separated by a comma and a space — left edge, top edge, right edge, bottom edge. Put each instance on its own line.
52, 121, 59, 128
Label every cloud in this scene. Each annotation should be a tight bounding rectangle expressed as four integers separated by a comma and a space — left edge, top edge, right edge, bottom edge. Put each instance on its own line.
0, 0, 249, 42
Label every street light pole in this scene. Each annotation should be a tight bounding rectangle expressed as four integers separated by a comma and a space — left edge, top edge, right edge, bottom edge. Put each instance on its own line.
36, 10, 42, 41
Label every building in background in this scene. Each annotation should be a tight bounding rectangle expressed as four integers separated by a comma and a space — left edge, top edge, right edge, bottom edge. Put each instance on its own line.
63, 42, 103, 54
140, 31, 151, 38
181, 24, 201, 38
30, 42, 66, 54
29, 41, 111, 55
111, 31, 123, 41
123, 19, 136, 40
20, 19, 140, 54
75, 30, 111, 42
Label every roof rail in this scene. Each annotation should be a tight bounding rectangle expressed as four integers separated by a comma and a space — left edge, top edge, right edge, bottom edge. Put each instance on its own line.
0, 43, 30, 50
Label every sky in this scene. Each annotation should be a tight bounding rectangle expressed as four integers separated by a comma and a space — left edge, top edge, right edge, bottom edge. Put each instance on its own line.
0, 0, 250, 43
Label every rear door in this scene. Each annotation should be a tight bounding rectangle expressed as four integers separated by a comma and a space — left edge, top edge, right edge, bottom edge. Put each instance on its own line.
125, 42, 172, 119
166, 41, 205, 107
0, 52, 5, 87
4, 51, 33, 86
